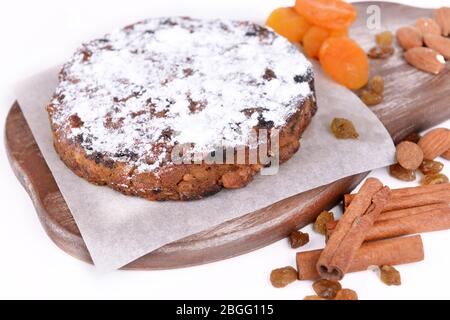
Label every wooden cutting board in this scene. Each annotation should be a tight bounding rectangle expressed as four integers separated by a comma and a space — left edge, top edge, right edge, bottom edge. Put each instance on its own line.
5, 1, 450, 269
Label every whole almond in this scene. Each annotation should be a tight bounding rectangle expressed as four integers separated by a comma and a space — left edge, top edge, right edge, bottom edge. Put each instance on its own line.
416, 18, 442, 36
404, 47, 446, 75
396, 141, 424, 170
442, 149, 450, 160
396, 26, 423, 50
434, 7, 450, 37
418, 128, 450, 160
424, 33, 450, 59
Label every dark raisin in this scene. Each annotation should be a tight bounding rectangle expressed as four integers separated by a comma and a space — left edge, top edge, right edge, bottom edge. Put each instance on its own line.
288, 231, 310, 248
294, 74, 307, 83
68, 114, 83, 128
183, 68, 193, 77
263, 68, 277, 81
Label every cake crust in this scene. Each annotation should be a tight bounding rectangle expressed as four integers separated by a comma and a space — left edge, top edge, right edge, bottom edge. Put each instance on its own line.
47, 17, 317, 201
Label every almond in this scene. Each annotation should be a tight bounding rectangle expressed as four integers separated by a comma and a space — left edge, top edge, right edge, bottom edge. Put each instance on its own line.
442, 149, 450, 160
415, 18, 442, 36
418, 128, 450, 160
396, 141, 424, 170
434, 7, 450, 37
404, 47, 446, 75
424, 33, 450, 59
396, 26, 423, 50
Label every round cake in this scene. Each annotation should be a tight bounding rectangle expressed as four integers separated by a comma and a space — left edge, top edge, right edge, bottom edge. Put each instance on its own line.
47, 17, 317, 201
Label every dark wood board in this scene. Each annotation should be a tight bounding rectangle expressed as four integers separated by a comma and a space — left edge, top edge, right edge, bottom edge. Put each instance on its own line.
4, 1, 450, 269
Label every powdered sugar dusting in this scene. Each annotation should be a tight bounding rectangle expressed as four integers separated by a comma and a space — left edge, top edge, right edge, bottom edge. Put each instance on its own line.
49, 17, 313, 174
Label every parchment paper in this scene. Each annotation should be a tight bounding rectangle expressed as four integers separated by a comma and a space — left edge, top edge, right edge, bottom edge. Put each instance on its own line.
14, 62, 396, 271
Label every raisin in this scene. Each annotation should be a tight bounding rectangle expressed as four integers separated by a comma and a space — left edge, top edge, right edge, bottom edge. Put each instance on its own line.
376, 31, 394, 46
389, 164, 416, 181
183, 68, 193, 77
368, 45, 395, 59
263, 68, 277, 81
288, 231, 310, 249
334, 289, 358, 300
369, 75, 385, 95
380, 265, 401, 286
312, 279, 342, 299
331, 118, 359, 139
419, 159, 444, 175
402, 132, 421, 144
314, 211, 334, 235
270, 266, 298, 288
360, 90, 383, 106
303, 295, 324, 300
421, 173, 449, 185
69, 114, 84, 128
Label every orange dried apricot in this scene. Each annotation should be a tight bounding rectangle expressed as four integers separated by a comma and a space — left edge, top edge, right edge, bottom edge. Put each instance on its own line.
330, 28, 349, 37
303, 26, 331, 58
294, 0, 357, 30
319, 37, 369, 89
303, 26, 348, 59
266, 7, 311, 43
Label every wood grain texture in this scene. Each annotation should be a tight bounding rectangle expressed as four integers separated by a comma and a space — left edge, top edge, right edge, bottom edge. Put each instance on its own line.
4, 1, 450, 269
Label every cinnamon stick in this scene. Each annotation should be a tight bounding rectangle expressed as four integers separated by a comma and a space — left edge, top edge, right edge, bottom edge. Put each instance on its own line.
296, 235, 424, 280
344, 183, 450, 209
327, 206, 450, 242
316, 178, 390, 280
377, 202, 449, 222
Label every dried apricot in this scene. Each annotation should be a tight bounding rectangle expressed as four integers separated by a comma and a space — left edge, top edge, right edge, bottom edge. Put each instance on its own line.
266, 7, 311, 43
303, 26, 330, 58
330, 28, 349, 37
294, 0, 357, 30
319, 37, 369, 89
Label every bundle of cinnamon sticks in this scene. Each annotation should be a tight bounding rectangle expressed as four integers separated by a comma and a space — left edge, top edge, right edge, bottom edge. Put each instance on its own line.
296, 179, 450, 281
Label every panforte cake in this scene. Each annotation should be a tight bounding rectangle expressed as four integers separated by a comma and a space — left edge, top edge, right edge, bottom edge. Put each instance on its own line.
47, 17, 317, 201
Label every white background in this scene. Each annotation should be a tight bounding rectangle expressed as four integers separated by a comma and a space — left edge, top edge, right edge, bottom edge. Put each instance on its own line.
0, 0, 449, 300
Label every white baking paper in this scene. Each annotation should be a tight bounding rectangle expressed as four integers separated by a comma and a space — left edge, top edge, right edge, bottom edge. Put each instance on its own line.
14, 61, 396, 271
